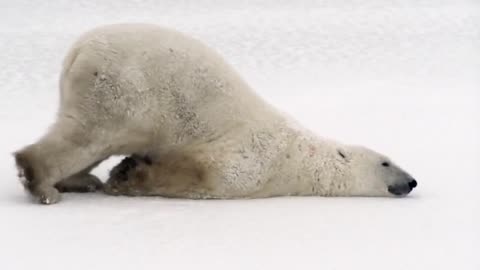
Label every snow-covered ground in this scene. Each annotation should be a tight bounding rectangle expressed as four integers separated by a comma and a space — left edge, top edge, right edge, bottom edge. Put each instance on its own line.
1, 0, 479, 269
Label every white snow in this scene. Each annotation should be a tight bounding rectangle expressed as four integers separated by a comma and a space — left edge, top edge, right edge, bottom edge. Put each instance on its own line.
0, 1, 479, 269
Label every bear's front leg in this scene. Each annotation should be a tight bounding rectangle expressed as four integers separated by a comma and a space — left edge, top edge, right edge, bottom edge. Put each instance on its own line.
104, 155, 151, 196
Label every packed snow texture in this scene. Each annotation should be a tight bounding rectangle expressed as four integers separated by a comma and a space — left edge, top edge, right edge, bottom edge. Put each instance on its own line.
0, 0, 479, 269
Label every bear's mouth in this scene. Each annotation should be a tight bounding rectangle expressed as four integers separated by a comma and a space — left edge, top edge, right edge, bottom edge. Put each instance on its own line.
388, 180, 417, 196
387, 185, 408, 196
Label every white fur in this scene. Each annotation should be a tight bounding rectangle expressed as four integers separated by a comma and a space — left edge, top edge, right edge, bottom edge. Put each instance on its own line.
14, 24, 415, 203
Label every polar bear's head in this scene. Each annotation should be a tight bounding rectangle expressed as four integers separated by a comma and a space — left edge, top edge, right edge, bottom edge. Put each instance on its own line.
337, 145, 417, 197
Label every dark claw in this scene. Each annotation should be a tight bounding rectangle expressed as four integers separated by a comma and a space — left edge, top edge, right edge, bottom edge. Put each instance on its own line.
111, 156, 139, 182
142, 156, 152, 165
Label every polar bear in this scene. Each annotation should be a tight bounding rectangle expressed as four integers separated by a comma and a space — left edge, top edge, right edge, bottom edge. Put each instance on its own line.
14, 23, 417, 204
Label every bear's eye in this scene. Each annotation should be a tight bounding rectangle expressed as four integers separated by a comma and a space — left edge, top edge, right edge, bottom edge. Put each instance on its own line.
381, 162, 390, 167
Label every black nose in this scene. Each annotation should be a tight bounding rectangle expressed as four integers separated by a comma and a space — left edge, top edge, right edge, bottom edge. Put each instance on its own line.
408, 179, 417, 189
388, 179, 417, 196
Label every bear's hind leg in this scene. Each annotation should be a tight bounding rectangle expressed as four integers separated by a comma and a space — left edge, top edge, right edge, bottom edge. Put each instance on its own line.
55, 174, 102, 193
55, 162, 103, 193
14, 119, 116, 204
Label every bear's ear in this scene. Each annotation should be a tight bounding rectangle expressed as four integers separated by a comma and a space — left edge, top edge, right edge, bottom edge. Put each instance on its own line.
336, 148, 351, 162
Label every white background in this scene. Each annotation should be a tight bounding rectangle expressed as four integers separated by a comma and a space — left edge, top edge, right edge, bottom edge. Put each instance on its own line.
0, 0, 479, 269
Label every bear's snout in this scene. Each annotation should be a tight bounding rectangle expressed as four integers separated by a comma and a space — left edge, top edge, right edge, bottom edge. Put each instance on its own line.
408, 179, 417, 189
388, 178, 417, 196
